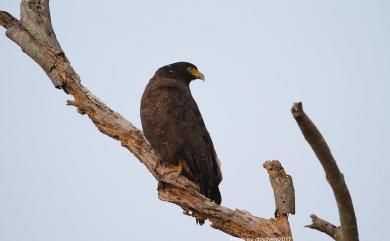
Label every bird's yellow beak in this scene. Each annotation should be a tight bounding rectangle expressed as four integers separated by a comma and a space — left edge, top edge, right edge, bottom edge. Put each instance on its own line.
188, 68, 205, 81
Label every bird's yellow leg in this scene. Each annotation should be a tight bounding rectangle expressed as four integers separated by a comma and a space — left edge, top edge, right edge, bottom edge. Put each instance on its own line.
161, 162, 184, 176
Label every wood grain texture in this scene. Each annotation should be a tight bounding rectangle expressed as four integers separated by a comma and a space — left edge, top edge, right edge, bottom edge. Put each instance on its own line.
264, 160, 295, 216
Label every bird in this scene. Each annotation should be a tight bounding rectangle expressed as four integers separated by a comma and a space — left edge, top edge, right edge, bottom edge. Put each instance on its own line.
140, 62, 223, 220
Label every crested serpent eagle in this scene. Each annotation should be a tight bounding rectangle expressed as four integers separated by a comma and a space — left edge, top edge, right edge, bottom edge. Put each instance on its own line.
140, 62, 223, 213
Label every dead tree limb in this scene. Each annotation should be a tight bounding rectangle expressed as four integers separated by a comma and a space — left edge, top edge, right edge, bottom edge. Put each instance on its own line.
1, 1, 295, 239
263, 160, 294, 237
305, 214, 339, 240
291, 102, 359, 241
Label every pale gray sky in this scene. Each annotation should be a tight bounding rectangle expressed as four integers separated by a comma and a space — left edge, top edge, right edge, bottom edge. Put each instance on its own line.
1, 1, 389, 241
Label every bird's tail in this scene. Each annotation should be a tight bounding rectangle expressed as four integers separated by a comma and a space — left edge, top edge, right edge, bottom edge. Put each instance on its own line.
210, 186, 222, 205
199, 178, 222, 205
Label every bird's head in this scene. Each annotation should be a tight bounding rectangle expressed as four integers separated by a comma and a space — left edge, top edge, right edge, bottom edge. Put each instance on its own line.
157, 62, 205, 83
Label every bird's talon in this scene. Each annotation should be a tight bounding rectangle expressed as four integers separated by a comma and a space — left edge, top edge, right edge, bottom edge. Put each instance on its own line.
161, 163, 183, 177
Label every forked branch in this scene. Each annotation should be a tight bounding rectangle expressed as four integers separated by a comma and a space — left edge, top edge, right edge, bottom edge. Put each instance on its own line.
1, 1, 295, 239
291, 102, 359, 241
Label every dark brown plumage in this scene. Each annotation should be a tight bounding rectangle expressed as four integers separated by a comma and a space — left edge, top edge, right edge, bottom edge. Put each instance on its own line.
140, 62, 222, 212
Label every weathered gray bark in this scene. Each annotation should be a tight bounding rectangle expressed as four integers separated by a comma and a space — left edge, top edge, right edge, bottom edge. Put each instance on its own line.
264, 160, 295, 217
0, 1, 295, 239
306, 214, 340, 240
292, 102, 359, 241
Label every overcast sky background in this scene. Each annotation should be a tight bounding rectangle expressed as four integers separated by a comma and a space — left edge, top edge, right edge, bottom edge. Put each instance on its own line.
1, 1, 389, 241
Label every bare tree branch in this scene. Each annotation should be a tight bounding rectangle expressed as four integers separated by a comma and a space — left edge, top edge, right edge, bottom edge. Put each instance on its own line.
263, 160, 295, 239
264, 160, 295, 217
0, 11, 18, 28
305, 214, 340, 240
291, 102, 359, 241
1, 1, 295, 239
1, 0, 64, 88
159, 160, 295, 239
